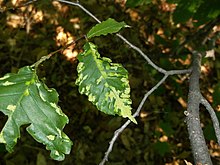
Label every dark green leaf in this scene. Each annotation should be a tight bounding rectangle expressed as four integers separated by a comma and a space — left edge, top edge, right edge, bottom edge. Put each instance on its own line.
173, 0, 201, 23
126, 0, 151, 7
213, 84, 220, 106
87, 18, 127, 39
153, 142, 170, 156
0, 66, 72, 161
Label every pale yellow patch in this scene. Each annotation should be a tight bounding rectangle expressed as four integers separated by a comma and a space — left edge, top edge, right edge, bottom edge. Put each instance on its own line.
50, 103, 63, 116
55, 151, 60, 156
3, 81, 15, 86
47, 135, 55, 141
0, 75, 9, 80
24, 89, 29, 96
7, 105, 16, 111
0, 132, 6, 143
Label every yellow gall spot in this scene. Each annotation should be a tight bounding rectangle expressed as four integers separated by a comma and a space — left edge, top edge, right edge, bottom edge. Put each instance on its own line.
47, 135, 55, 141
7, 105, 16, 111
55, 151, 60, 156
24, 89, 29, 96
0, 75, 9, 80
3, 81, 15, 86
88, 94, 96, 102
96, 76, 102, 85
0, 132, 6, 143
50, 103, 64, 116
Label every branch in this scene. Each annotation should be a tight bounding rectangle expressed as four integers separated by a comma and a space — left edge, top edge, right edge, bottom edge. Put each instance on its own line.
31, 35, 85, 68
54, 1, 193, 164
99, 74, 168, 165
1, 0, 37, 11
56, 0, 167, 74
184, 51, 212, 164
172, 15, 220, 56
200, 95, 220, 145
99, 69, 191, 165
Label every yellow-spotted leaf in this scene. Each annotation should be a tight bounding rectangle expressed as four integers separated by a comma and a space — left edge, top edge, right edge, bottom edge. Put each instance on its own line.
76, 42, 136, 124
0, 66, 72, 161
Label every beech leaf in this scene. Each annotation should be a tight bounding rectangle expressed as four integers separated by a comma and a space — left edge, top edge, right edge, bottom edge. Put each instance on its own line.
0, 66, 72, 161
76, 42, 137, 124
87, 18, 127, 39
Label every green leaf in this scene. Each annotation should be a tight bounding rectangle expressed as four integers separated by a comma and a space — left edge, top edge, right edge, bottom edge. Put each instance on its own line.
193, 0, 220, 26
153, 142, 170, 156
173, 0, 201, 24
126, 0, 151, 7
213, 83, 220, 106
76, 42, 136, 124
0, 66, 72, 161
87, 18, 127, 39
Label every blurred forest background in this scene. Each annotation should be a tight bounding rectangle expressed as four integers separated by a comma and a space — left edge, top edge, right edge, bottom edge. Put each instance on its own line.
0, 0, 220, 164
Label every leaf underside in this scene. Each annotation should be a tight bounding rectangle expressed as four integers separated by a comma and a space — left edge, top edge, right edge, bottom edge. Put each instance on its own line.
76, 42, 136, 124
87, 18, 127, 39
0, 66, 72, 161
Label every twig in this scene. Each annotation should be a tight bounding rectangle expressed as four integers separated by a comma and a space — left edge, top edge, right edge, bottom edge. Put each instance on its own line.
56, 0, 166, 74
116, 34, 166, 74
55, 1, 193, 164
99, 74, 168, 165
31, 36, 85, 68
200, 95, 220, 145
1, 0, 37, 11
57, 0, 101, 23
99, 68, 191, 165
171, 15, 220, 56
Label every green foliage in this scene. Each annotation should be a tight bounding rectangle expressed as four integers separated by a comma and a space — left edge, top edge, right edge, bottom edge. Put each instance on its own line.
203, 124, 217, 141
126, 0, 152, 7
213, 84, 220, 106
0, 66, 72, 161
87, 18, 127, 39
76, 42, 136, 123
153, 141, 170, 157
168, 0, 220, 25
0, 0, 219, 164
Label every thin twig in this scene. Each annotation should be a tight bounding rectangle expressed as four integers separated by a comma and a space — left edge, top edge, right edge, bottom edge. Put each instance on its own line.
116, 34, 166, 74
55, 1, 193, 164
200, 95, 220, 145
56, 0, 166, 74
1, 0, 37, 11
99, 74, 168, 165
57, 0, 101, 23
99, 68, 191, 165
31, 36, 85, 68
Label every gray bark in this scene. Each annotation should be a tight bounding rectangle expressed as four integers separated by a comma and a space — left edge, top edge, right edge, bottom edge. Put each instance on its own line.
185, 52, 212, 164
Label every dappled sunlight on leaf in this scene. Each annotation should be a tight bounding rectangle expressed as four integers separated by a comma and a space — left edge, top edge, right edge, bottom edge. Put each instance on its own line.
52, 1, 69, 14
159, 0, 176, 12
126, 9, 141, 21
6, 4, 44, 34
7, 14, 25, 28
159, 135, 168, 142
140, 111, 148, 118
177, 97, 187, 108
56, 26, 72, 46
70, 17, 81, 30
210, 140, 220, 157
217, 105, 220, 112
11, 0, 26, 6
55, 26, 78, 62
